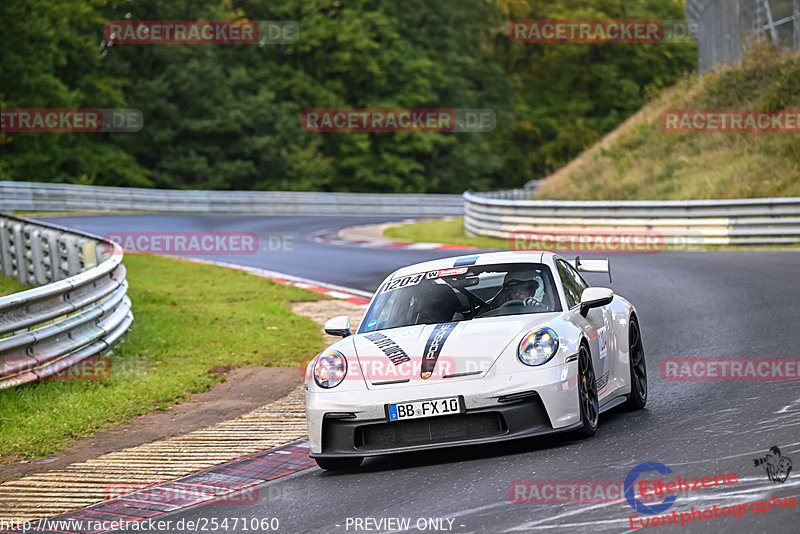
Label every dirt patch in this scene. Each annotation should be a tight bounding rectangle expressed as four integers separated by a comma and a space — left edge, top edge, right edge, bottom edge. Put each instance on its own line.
0, 366, 300, 483
207, 364, 235, 379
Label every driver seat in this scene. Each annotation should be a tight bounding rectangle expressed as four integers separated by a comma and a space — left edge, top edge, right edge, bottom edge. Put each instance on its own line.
416, 283, 460, 324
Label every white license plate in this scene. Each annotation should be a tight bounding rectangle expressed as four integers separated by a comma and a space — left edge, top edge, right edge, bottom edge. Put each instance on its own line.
387, 396, 462, 422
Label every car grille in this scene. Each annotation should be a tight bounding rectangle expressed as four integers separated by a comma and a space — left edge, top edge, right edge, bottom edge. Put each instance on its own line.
355, 413, 506, 449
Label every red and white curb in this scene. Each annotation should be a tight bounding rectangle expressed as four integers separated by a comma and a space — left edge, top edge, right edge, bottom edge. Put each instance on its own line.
1, 440, 314, 534
312, 219, 477, 251
173, 257, 373, 307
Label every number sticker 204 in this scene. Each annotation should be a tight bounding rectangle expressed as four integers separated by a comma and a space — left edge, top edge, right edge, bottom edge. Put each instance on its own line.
387, 396, 462, 422
382, 273, 424, 292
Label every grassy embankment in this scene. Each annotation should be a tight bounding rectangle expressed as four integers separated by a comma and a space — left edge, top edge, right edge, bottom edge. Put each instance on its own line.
388, 48, 800, 247
0, 254, 326, 461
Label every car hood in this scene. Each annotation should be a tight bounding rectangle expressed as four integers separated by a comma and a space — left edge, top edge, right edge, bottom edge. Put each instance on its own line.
352, 313, 559, 388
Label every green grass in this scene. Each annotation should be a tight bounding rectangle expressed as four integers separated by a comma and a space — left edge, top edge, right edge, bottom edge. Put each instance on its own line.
0, 276, 33, 297
385, 218, 505, 249
534, 47, 800, 200
0, 254, 326, 462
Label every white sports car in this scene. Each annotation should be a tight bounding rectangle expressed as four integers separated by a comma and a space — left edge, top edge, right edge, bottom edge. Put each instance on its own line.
304, 251, 647, 470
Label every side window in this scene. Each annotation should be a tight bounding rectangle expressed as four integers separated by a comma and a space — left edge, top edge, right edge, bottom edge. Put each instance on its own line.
556, 260, 587, 309
565, 262, 589, 296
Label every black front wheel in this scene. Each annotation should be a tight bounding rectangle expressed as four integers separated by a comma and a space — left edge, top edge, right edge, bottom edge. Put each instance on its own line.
571, 344, 599, 439
314, 456, 364, 471
622, 319, 647, 410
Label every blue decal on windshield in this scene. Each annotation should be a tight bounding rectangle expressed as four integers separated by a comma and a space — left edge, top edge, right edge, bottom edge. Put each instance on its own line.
453, 256, 478, 267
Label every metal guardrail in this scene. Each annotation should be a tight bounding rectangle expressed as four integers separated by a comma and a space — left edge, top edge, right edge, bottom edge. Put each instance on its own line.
464, 190, 800, 246
0, 181, 463, 216
0, 214, 133, 389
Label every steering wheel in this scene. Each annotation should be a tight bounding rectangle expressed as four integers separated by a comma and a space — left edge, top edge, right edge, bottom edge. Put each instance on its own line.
498, 297, 544, 309
453, 287, 489, 319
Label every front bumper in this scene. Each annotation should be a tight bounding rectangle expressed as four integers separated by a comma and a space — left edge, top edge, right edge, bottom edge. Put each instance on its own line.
306, 359, 581, 457
312, 394, 582, 458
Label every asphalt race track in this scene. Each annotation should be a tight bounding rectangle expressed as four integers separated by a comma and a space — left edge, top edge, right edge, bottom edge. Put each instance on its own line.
41, 215, 800, 533
43, 214, 463, 292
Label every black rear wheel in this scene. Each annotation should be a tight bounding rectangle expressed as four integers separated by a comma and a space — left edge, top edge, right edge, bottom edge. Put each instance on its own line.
622, 319, 647, 410
571, 344, 598, 438
314, 456, 363, 471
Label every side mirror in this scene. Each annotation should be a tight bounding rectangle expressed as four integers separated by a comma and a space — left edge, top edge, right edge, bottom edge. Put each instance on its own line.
324, 316, 352, 337
579, 287, 614, 317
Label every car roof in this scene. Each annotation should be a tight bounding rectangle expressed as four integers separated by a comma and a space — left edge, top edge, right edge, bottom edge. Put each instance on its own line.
389, 251, 551, 279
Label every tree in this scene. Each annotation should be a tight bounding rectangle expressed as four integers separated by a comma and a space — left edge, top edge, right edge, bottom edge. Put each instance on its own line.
0, 0, 150, 185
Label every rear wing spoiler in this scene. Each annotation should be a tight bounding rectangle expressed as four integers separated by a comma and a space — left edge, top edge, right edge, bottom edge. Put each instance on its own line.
567, 257, 611, 283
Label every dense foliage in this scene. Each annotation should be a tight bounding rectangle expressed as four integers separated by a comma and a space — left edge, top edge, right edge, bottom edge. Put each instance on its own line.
0, 0, 695, 192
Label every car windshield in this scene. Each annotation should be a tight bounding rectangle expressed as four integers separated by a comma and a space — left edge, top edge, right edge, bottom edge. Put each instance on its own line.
359, 263, 562, 333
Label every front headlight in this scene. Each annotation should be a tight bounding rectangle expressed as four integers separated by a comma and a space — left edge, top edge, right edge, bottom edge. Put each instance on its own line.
518, 328, 559, 366
313, 351, 347, 388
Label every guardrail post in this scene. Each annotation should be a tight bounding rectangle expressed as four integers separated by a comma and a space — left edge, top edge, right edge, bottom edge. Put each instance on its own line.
11, 222, 27, 284
29, 228, 49, 285
82, 240, 98, 270
44, 230, 60, 283
0, 219, 13, 279
61, 235, 82, 276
